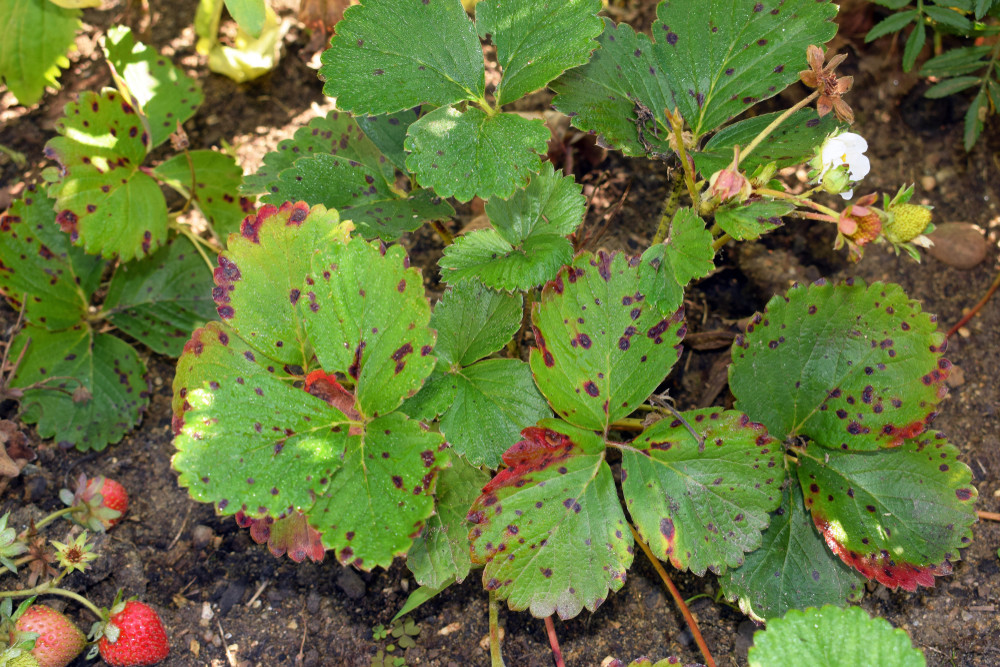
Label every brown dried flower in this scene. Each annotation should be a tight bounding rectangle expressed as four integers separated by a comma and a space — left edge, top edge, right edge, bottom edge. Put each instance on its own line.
800, 45, 855, 124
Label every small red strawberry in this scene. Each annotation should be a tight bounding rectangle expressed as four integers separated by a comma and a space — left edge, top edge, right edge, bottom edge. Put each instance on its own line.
61, 475, 128, 531
13, 604, 86, 667
98, 601, 169, 667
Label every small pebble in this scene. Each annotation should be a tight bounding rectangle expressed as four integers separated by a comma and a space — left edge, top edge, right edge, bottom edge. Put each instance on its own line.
920, 175, 936, 191
192, 524, 215, 549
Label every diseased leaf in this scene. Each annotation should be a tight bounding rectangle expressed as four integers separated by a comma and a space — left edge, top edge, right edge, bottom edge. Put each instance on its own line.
103, 26, 204, 148
10, 324, 147, 451
621, 409, 783, 576
730, 279, 951, 450
636, 208, 715, 315
45, 89, 167, 261
320, 0, 485, 114
104, 236, 218, 356
357, 107, 422, 171
407, 454, 490, 588
799, 431, 976, 591
153, 150, 250, 242
0, 186, 106, 330
405, 106, 550, 202
530, 251, 685, 433
431, 281, 523, 367
719, 481, 865, 622
714, 199, 792, 241
399, 369, 457, 421
468, 421, 633, 619
0, 0, 79, 105
476, 0, 603, 106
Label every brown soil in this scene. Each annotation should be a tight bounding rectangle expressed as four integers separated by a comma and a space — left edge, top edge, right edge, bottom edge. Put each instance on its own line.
1, 1, 998, 666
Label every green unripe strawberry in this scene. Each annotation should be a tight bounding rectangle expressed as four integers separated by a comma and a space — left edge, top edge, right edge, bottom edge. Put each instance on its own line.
885, 203, 932, 243
8, 653, 42, 667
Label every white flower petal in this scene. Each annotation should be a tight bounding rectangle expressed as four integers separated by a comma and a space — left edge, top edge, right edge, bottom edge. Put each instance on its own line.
840, 189, 854, 200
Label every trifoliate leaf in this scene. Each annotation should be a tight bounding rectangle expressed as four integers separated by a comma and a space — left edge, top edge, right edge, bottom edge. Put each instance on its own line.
104, 236, 217, 357
468, 421, 633, 619
0, 185, 105, 330
636, 208, 715, 314
798, 432, 976, 591
152, 150, 250, 241
0, 0, 79, 105
714, 199, 792, 241
719, 480, 865, 622
10, 324, 147, 451
748, 605, 926, 667
404, 105, 550, 202
45, 89, 168, 260
103, 26, 204, 148
730, 279, 951, 450
621, 409, 783, 576
530, 251, 685, 433
476, 0, 603, 106
439, 163, 585, 289
320, 0, 485, 115
431, 280, 523, 367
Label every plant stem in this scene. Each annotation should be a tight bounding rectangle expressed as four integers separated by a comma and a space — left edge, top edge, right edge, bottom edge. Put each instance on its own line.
740, 90, 819, 166
489, 591, 505, 667
946, 267, 1000, 339
652, 175, 686, 245
544, 616, 566, 667
756, 187, 842, 219
977, 511, 1000, 522
609, 418, 645, 432
170, 221, 218, 273
32, 506, 77, 532
430, 219, 454, 246
671, 113, 700, 205
628, 523, 716, 667
711, 233, 732, 251
0, 584, 103, 620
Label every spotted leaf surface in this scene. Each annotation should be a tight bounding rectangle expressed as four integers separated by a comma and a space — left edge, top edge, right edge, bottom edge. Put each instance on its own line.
730, 279, 950, 450
637, 208, 715, 315
621, 409, 783, 576
310, 412, 448, 570
748, 605, 926, 667
241, 109, 394, 195
719, 481, 865, 622
0, 0, 78, 105
10, 324, 147, 451
431, 281, 522, 367
260, 154, 453, 241
694, 109, 845, 178
152, 150, 250, 242
408, 453, 490, 588
104, 236, 217, 357
476, 0, 603, 106
172, 322, 352, 520
0, 186, 105, 331
530, 251, 685, 433
468, 421, 633, 619
798, 432, 976, 591
440, 163, 585, 290
404, 106, 550, 202
211, 201, 351, 367
44, 89, 167, 260
714, 199, 792, 241
320, 0, 485, 115
103, 26, 203, 148
357, 108, 421, 171
302, 236, 436, 419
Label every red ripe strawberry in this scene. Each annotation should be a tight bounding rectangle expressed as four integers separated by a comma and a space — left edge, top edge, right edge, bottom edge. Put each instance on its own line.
63, 475, 128, 531
13, 604, 86, 667
98, 601, 169, 667
97, 479, 129, 528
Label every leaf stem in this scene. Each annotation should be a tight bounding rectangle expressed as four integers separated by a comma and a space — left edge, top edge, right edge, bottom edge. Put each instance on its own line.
652, 174, 686, 245
32, 506, 77, 532
671, 112, 700, 205
0, 583, 103, 620
488, 590, 505, 667
946, 266, 1000, 339
543, 616, 566, 667
170, 221, 219, 273
977, 511, 1000, 522
430, 219, 454, 246
711, 233, 732, 252
739, 90, 819, 166
627, 522, 716, 667
756, 187, 841, 219
609, 418, 645, 432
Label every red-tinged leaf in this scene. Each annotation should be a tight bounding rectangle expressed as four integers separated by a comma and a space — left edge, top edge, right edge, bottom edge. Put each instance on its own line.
468, 420, 632, 619
235, 510, 326, 562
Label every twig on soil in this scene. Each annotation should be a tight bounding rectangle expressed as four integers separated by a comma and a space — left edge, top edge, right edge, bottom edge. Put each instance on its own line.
167, 504, 193, 550
295, 609, 308, 665
543, 616, 566, 667
946, 268, 1000, 339
977, 510, 1000, 522
217, 619, 238, 667
246, 580, 270, 607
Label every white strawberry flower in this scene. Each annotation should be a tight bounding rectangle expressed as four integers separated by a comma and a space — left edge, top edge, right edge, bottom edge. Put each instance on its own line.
815, 132, 870, 199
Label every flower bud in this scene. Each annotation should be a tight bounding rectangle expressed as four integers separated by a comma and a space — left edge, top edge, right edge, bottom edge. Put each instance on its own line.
708, 167, 752, 202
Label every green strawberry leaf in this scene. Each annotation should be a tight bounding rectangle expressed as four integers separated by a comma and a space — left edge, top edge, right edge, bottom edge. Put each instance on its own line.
407, 453, 490, 588
398, 369, 457, 422
103, 26, 204, 148
431, 280, 523, 367
529, 251, 685, 433
0, 0, 79, 105
0, 185, 106, 330
476, 0, 603, 106
45, 89, 167, 261
260, 153, 452, 241
103, 236, 218, 357
693, 109, 845, 178
468, 421, 633, 619
302, 236, 436, 419
404, 106, 550, 202
718, 480, 865, 622
10, 324, 148, 451
637, 208, 715, 314
357, 108, 422, 171
748, 606, 926, 667
320, 0, 485, 115
621, 409, 783, 576
714, 199, 792, 241
439, 163, 585, 289
310, 412, 448, 570
798, 431, 976, 591
152, 150, 250, 242
730, 279, 951, 450
242, 109, 394, 196
173, 322, 352, 520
